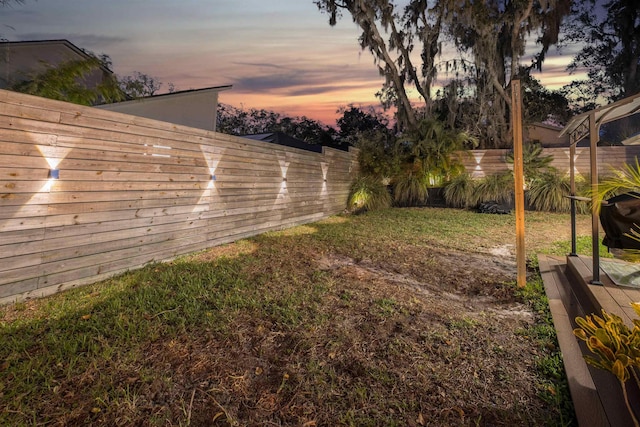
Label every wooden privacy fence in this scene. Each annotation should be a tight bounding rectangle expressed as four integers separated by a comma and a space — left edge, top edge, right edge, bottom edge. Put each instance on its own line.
460, 146, 640, 178
0, 90, 358, 304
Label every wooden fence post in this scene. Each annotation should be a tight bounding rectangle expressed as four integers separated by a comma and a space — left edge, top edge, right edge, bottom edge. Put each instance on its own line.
511, 80, 526, 288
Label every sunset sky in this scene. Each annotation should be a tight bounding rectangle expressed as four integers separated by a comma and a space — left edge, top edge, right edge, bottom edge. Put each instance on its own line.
2, 0, 584, 126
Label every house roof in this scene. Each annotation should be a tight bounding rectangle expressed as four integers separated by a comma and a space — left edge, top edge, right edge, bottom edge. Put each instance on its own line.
244, 132, 350, 153
0, 39, 114, 75
99, 85, 232, 106
244, 132, 324, 153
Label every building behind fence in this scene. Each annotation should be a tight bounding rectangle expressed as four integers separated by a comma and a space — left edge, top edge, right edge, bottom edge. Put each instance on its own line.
0, 90, 358, 303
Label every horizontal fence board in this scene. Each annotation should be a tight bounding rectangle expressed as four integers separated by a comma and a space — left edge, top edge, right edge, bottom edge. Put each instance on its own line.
460, 147, 640, 178
0, 153, 50, 169
0, 102, 63, 123
0, 277, 40, 300
33, 239, 214, 290
2, 221, 216, 262
0, 203, 48, 219
0, 89, 358, 302
0, 228, 45, 246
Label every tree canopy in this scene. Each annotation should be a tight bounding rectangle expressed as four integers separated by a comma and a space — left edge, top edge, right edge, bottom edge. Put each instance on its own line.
118, 71, 173, 99
315, 0, 572, 147
562, 0, 640, 110
336, 104, 392, 145
315, 0, 444, 132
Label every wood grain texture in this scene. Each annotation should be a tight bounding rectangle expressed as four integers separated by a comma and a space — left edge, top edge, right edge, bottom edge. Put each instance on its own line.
0, 89, 359, 303
538, 255, 609, 427
458, 147, 640, 178
557, 255, 640, 426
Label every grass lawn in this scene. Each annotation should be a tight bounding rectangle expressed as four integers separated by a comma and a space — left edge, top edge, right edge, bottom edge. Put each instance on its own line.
0, 208, 597, 426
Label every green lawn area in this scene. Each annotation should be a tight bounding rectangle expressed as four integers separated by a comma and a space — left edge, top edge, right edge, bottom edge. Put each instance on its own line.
1, 208, 596, 426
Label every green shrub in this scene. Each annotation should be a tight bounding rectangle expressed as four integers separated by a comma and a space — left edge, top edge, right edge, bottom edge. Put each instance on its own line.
347, 176, 392, 213
475, 171, 514, 205
394, 118, 476, 194
393, 170, 428, 207
398, 119, 477, 184
527, 171, 572, 212
444, 173, 476, 208
355, 130, 399, 180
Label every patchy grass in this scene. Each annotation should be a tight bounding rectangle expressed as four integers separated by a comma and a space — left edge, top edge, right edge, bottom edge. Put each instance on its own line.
0, 208, 592, 426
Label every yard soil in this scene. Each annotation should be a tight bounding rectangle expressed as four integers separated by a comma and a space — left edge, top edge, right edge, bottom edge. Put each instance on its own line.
1, 211, 591, 426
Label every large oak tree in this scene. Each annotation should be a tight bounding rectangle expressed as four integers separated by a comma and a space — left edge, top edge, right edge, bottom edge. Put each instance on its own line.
316, 0, 572, 147
316, 0, 444, 133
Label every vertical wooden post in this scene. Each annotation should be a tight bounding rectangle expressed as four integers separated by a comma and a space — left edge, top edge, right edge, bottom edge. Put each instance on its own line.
589, 112, 602, 284
569, 140, 577, 256
511, 80, 526, 287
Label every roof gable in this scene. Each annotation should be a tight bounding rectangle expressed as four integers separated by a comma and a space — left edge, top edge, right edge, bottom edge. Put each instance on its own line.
0, 39, 114, 89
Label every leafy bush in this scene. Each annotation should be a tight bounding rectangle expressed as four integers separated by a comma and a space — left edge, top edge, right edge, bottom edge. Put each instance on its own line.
527, 171, 572, 212
444, 173, 476, 208
355, 130, 399, 180
347, 176, 392, 213
392, 170, 428, 207
474, 171, 514, 205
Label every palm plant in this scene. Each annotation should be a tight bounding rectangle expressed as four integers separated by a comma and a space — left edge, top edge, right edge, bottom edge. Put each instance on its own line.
595, 159, 640, 205
398, 118, 477, 186
505, 141, 555, 186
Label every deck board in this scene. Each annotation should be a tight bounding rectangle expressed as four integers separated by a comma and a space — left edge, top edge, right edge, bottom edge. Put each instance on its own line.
539, 255, 609, 427
576, 256, 640, 326
539, 254, 640, 427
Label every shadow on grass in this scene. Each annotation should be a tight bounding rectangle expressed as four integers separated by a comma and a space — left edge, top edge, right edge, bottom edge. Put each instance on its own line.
1, 209, 580, 426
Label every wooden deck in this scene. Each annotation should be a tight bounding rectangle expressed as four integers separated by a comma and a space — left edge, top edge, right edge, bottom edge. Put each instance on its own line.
539, 254, 640, 427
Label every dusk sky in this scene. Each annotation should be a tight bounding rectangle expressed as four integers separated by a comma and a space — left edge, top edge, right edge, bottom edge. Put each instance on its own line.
2, 0, 583, 125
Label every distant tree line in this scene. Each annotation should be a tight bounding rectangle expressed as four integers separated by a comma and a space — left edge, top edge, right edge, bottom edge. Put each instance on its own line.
216, 104, 393, 147
216, 104, 338, 145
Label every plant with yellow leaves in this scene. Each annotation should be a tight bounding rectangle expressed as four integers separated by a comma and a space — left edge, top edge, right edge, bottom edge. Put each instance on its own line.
573, 303, 640, 426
